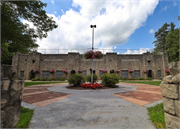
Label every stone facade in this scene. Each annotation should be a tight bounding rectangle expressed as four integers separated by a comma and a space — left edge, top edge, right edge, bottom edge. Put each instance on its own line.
1, 64, 24, 128
160, 61, 180, 128
12, 51, 169, 80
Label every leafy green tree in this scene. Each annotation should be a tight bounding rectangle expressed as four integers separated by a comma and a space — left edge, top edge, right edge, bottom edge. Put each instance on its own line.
165, 28, 179, 63
152, 22, 175, 54
1, 1, 58, 64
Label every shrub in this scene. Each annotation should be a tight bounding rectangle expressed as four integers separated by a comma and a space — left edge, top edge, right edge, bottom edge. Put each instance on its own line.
31, 78, 36, 81
120, 77, 127, 80
101, 73, 119, 88
136, 77, 144, 80
86, 74, 98, 83
147, 77, 152, 80
47, 78, 52, 81
51, 78, 56, 81
58, 77, 65, 81
31, 78, 40, 81
130, 77, 135, 80
68, 74, 85, 87
40, 78, 48, 81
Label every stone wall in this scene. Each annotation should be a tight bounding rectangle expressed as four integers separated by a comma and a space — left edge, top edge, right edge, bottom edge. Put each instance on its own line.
1, 64, 24, 128
12, 51, 168, 80
160, 61, 180, 128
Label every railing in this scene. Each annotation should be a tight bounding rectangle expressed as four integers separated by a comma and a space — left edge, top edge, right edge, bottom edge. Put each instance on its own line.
35, 49, 153, 54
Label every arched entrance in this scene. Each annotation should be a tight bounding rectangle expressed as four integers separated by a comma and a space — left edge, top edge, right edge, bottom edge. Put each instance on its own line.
71, 70, 76, 75
29, 70, 35, 80
148, 70, 152, 78
91, 70, 95, 74
110, 69, 114, 73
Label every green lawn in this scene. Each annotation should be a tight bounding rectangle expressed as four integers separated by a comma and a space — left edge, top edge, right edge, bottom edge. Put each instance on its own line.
25, 81, 68, 87
119, 81, 162, 86
16, 106, 34, 128
147, 103, 166, 128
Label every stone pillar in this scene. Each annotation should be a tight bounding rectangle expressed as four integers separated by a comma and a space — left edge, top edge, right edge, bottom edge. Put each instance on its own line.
1, 63, 24, 128
160, 61, 180, 128
12, 52, 21, 79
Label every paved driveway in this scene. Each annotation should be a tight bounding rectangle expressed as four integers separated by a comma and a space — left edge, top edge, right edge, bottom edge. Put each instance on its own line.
21, 83, 162, 129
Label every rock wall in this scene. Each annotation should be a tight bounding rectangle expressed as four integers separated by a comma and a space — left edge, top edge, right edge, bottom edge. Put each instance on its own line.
160, 61, 180, 128
1, 64, 24, 128
12, 51, 169, 80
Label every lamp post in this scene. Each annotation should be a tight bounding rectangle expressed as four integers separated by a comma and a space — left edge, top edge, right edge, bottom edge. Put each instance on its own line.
90, 25, 96, 84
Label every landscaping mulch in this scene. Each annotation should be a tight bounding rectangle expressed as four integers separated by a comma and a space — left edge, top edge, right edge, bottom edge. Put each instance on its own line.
66, 85, 119, 90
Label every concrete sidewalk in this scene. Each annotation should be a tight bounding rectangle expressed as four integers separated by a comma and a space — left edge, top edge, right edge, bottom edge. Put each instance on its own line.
21, 83, 162, 129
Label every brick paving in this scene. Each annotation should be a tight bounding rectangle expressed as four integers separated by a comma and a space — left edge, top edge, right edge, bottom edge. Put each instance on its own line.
113, 83, 163, 106
22, 82, 163, 107
22, 83, 72, 107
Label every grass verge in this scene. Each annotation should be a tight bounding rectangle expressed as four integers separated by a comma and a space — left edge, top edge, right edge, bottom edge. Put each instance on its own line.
119, 81, 162, 86
25, 81, 68, 87
147, 103, 166, 128
16, 106, 34, 128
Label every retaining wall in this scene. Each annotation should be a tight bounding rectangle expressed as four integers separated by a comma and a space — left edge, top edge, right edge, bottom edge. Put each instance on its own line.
160, 61, 180, 128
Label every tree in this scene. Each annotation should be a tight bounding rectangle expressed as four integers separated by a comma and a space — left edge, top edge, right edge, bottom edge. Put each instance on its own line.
1, 1, 58, 64
152, 22, 175, 54
165, 28, 179, 63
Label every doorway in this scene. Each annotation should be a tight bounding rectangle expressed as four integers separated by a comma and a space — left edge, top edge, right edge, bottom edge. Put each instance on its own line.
29, 70, 35, 80
110, 69, 114, 73
71, 70, 76, 75
148, 70, 152, 78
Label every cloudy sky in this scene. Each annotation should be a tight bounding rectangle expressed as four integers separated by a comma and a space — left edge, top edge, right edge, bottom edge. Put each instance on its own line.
23, 0, 179, 54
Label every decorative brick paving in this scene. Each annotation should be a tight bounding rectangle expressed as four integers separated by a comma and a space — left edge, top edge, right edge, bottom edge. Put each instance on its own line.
113, 83, 163, 106
22, 82, 163, 107
22, 83, 72, 107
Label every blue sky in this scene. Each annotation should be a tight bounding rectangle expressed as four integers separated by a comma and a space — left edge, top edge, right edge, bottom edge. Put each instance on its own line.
25, 0, 179, 54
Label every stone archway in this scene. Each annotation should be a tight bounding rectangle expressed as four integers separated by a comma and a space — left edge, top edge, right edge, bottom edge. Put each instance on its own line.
148, 70, 152, 78
29, 70, 35, 80
110, 69, 114, 73
71, 70, 76, 75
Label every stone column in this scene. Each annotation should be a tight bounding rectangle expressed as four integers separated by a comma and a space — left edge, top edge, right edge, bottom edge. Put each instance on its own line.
1, 59, 24, 127
160, 61, 180, 128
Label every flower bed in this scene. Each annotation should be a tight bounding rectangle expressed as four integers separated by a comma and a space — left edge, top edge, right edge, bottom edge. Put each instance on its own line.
142, 69, 149, 73
128, 68, 134, 73
84, 50, 103, 59
49, 69, 54, 73
33, 68, 40, 73
80, 83, 102, 89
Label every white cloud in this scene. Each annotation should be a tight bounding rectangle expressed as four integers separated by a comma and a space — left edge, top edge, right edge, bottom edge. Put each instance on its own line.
114, 46, 116, 49
23, 0, 159, 52
149, 29, 154, 33
173, 2, 178, 6
124, 48, 151, 54
54, 11, 57, 14
51, 0, 54, 4
61, 9, 64, 14
161, 6, 167, 11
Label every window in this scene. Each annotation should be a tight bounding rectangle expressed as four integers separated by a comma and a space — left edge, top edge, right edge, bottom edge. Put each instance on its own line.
99, 70, 103, 77
42, 71, 50, 78
82, 70, 87, 77
20, 71, 24, 78
121, 70, 128, 77
56, 71, 64, 78
133, 70, 140, 77
157, 70, 161, 77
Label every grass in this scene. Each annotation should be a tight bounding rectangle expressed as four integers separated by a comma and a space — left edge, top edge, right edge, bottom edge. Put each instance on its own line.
25, 81, 68, 87
119, 80, 162, 86
16, 106, 34, 128
147, 103, 166, 128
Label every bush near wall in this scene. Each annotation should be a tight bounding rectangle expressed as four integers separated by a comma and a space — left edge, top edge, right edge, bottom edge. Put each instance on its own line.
120, 77, 127, 80
136, 77, 144, 80
68, 74, 85, 87
86, 74, 98, 83
146, 77, 152, 80
101, 73, 119, 88
31, 77, 65, 81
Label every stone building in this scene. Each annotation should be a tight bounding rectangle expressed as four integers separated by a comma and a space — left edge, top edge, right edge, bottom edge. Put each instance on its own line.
12, 51, 169, 80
